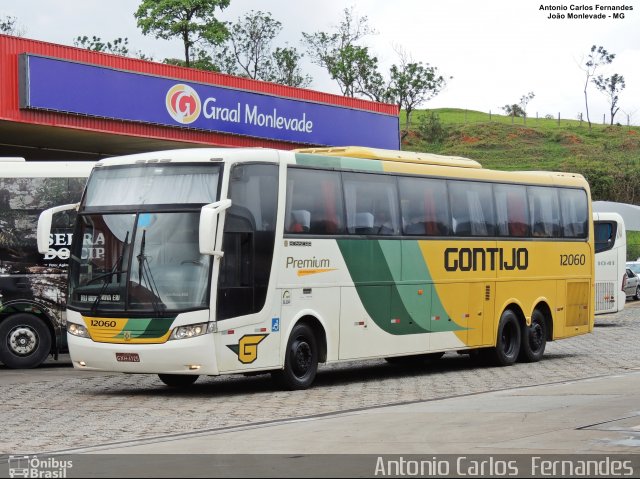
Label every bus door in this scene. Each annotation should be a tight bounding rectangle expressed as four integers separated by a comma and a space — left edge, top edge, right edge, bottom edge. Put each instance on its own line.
214, 163, 280, 372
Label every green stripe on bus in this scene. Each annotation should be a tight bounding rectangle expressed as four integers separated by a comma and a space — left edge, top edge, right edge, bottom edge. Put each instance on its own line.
114, 317, 175, 339
294, 153, 383, 172
337, 239, 463, 335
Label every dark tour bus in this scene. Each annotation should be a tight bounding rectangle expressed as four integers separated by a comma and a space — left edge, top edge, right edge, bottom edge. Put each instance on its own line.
0, 158, 92, 368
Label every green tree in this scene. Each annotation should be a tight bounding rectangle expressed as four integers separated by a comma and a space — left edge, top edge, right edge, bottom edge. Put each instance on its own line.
163, 48, 217, 71
270, 46, 311, 88
387, 54, 449, 129
215, 10, 280, 79
582, 45, 615, 129
135, 0, 230, 68
74, 36, 130, 56
214, 11, 310, 87
302, 7, 378, 97
519, 91, 535, 117
501, 92, 534, 118
1, 15, 24, 36
593, 73, 626, 125
501, 104, 525, 117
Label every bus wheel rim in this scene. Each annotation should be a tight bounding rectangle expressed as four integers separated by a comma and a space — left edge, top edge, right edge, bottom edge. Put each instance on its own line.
8, 326, 39, 356
292, 341, 312, 377
529, 323, 544, 351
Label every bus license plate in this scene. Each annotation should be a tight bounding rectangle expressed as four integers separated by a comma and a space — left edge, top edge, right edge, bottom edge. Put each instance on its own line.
115, 353, 140, 362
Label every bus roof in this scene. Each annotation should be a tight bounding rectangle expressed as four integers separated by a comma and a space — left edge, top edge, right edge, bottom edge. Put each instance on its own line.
0, 161, 94, 178
295, 146, 483, 169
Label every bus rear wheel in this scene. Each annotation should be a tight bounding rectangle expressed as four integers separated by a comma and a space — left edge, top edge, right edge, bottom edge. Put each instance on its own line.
158, 374, 199, 388
519, 309, 547, 363
272, 323, 318, 390
0, 314, 51, 369
487, 310, 521, 366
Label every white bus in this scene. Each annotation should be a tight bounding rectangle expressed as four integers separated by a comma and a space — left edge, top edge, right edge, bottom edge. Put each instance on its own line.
0, 158, 93, 368
593, 212, 626, 315
38, 147, 593, 389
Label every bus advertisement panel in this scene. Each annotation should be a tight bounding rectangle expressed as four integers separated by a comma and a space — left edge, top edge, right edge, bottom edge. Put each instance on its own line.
0, 159, 92, 368
37, 148, 593, 389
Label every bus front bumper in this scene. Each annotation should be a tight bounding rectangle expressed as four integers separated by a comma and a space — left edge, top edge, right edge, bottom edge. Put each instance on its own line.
67, 333, 220, 375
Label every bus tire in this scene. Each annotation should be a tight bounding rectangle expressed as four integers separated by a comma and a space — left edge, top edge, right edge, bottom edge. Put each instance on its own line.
0, 314, 52, 369
158, 374, 199, 388
273, 323, 318, 390
519, 309, 547, 363
487, 310, 521, 366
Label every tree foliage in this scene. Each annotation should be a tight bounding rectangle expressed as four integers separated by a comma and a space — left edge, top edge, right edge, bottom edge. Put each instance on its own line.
74, 35, 153, 61
270, 46, 311, 88
74, 36, 130, 56
519, 91, 535, 116
0, 15, 25, 36
387, 52, 449, 129
135, 0, 230, 67
501, 92, 534, 118
593, 73, 626, 125
215, 10, 281, 79
302, 7, 378, 97
213, 10, 310, 87
582, 45, 615, 129
501, 104, 525, 117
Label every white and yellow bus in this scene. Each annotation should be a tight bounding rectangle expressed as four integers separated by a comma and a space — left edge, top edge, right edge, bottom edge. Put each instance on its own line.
37, 147, 593, 389
593, 212, 626, 315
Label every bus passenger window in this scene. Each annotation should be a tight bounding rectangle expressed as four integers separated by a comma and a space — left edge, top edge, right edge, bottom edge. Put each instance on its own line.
398, 177, 450, 236
343, 172, 400, 236
559, 188, 588, 238
449, 180, 496, 237
528, 186, 560, 238
285, 168, 344, 235
495, 184, 530, 237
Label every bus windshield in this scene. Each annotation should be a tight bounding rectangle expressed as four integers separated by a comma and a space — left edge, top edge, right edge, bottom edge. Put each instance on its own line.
84, 164, 220, 207
68, 164, 221, 314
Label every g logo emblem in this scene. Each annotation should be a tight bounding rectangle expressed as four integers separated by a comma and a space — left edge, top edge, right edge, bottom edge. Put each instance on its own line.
227, 334, 268, 364
166, 84, 201, 124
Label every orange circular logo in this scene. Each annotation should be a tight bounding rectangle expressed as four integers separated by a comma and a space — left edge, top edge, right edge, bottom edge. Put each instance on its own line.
166, 84, 201, 124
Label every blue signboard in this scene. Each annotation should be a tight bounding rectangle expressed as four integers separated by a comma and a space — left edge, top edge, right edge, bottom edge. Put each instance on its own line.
19, 55, 399, 149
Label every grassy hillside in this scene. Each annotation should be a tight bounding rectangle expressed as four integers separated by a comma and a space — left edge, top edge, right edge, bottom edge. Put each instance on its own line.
401, 108, 640, 205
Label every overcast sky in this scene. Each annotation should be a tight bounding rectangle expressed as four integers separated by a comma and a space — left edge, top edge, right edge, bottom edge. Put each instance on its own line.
3, 0, 639, 124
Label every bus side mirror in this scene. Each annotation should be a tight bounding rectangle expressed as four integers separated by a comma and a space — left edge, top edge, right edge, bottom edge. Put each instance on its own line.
37, 203, 79, 254
199, 199, 232, 257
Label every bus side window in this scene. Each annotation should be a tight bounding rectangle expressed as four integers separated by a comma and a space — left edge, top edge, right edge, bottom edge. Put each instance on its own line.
398, 177, 450, 236
495, 184, 530, 237
559, 188, 588, 238
343, 172, 400, 236
594, 221, 615, 253
449, 180, 495, 237
285, 168, 344, 235
528, 186, 561, 238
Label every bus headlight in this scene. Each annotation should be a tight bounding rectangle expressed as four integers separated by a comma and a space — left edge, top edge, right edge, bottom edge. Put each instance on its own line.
67, 322, 89, 338
170, 322, 210, 340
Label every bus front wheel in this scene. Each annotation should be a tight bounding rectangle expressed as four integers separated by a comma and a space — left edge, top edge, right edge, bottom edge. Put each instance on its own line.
519, 309, 547, 363
273, 323, 318, 390
158, 374, 199, 388
487, 310, 521, 366
0, 314, 52, 369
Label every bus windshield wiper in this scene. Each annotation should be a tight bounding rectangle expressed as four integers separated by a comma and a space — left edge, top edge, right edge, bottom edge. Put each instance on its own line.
136, 229, 164, 316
